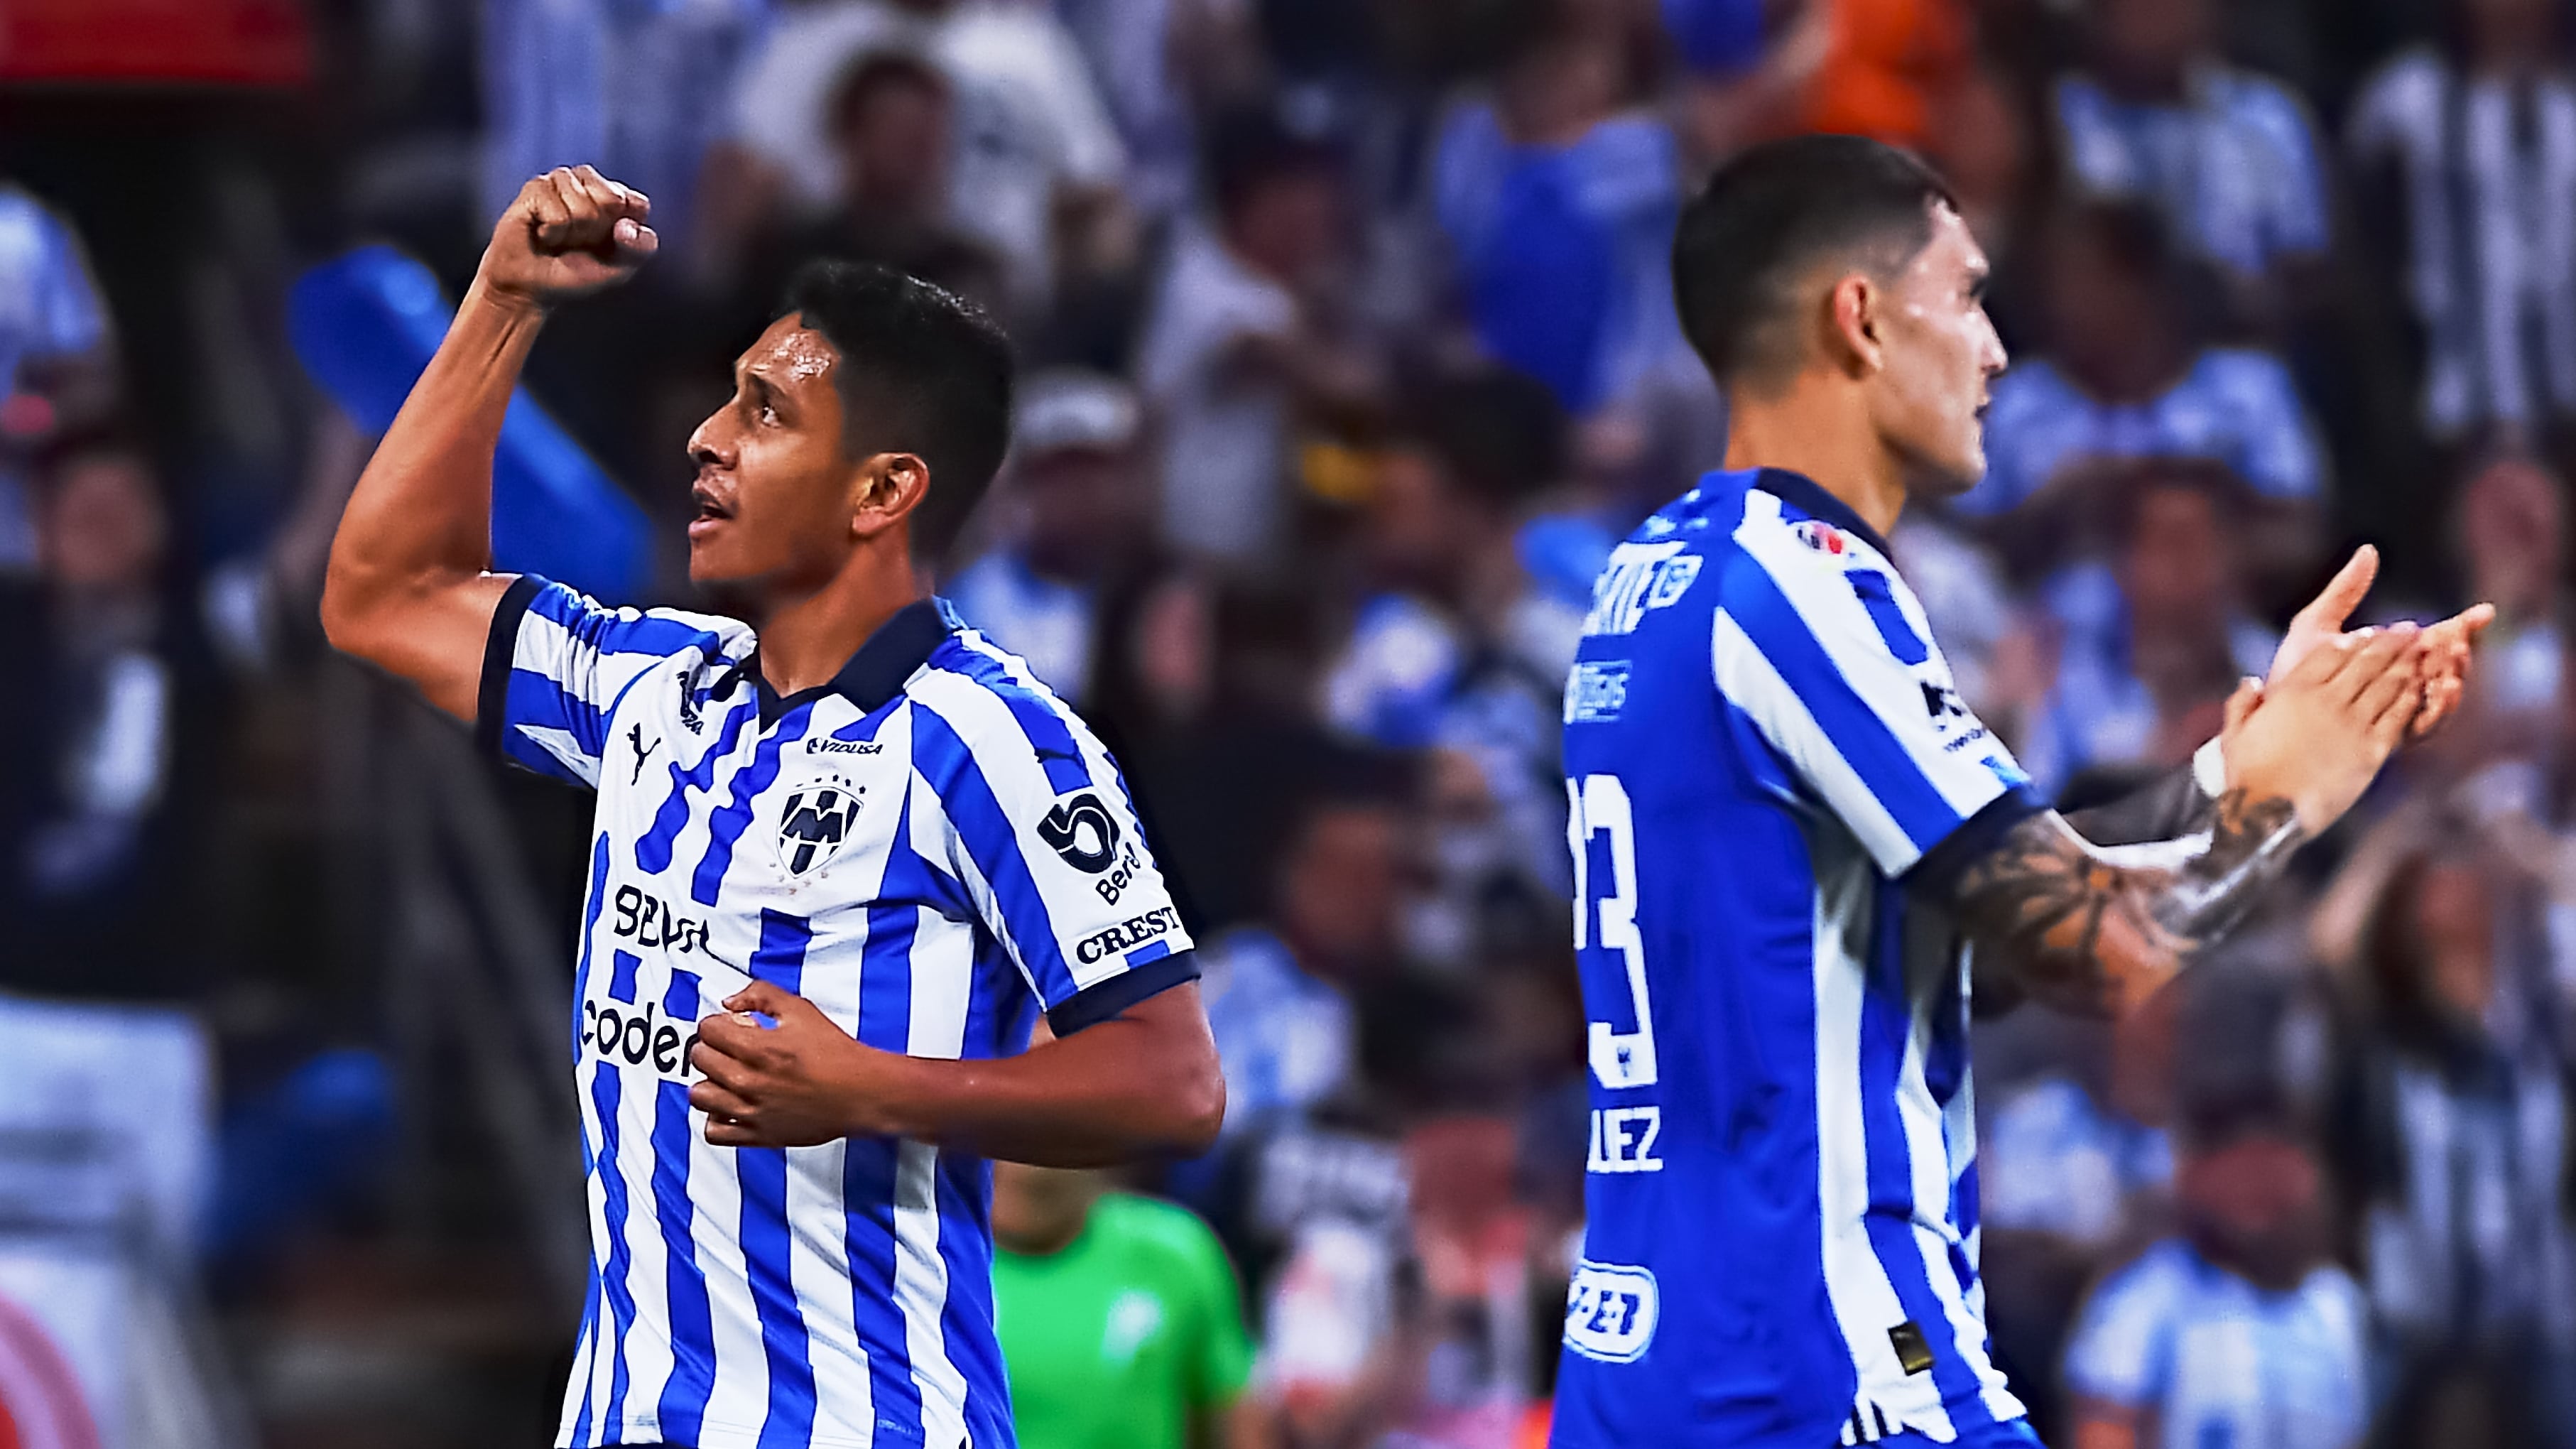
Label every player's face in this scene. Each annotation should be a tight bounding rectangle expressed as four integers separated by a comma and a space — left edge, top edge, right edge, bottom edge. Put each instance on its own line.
1866, 204, 2008, 496
685, 317, 866, 587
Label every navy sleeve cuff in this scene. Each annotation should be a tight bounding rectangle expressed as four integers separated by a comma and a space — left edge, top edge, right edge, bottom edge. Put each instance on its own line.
475, 574, 546, 761
1904, 786, 2050, 901
1047, 949, 1202, 1037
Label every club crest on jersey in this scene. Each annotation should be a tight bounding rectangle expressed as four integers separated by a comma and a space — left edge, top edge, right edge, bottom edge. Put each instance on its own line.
1793, 519, 1851, 557
778, 773, 864, 877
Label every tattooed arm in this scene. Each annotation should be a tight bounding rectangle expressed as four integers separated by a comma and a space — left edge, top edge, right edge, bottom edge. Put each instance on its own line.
1928, 626, 2427, 1019
1949, 789, 2305, 1016
2060, 747, 2226, 851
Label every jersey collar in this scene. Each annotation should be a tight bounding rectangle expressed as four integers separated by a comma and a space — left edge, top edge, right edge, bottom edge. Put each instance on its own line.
753, 597, 959, 724
1751, 467, 1893, 560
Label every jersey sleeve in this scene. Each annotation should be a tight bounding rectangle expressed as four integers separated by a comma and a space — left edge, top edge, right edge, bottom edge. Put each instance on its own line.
476, 575, 722, 788
2063, 1246, 2183, 1409
1712, 531, 2045, 881
908, 661, 1199, 1034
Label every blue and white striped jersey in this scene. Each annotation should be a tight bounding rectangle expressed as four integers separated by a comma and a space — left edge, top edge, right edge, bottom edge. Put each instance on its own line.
1552, 470, 2043, 1448
478, 577, 1199, 1449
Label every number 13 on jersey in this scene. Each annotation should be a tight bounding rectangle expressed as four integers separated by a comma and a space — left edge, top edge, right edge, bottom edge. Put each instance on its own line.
1570, 773, 1662, 1173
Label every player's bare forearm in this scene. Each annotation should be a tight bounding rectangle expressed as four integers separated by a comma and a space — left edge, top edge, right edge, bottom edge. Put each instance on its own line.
692, 978, 1224, 1165
1962, 614, 2442, 1015
318, 283, 538, 717
320, 165, 654, 720
1950, 792, 2305, 1018
864, 986, 1224, 1165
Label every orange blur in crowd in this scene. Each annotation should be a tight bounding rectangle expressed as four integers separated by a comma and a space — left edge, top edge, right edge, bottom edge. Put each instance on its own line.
1805, 0, 1973, 148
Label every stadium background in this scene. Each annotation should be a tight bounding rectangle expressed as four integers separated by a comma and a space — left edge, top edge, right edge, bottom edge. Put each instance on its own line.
1, 0, 2572, 1444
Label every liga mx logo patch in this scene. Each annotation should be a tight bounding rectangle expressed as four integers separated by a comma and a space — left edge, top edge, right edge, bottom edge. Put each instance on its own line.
778, 773, 864, 877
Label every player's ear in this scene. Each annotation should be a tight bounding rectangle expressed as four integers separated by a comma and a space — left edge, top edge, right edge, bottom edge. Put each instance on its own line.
849, 452, 930, 542
1827, 273, 1883, 377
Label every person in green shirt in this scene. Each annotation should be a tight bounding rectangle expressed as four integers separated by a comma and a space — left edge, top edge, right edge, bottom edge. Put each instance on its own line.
991, 1159, 1267, 1449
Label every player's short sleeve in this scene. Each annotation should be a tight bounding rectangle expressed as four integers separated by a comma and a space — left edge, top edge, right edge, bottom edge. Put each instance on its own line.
477, 574, 731, 788
2064, 1243, 2188, 1408
908, 656, 1199, 1035
1712, 523, 2045, 881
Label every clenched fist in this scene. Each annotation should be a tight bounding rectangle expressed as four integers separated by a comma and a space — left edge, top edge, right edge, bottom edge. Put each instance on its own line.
477, 164, 657, 311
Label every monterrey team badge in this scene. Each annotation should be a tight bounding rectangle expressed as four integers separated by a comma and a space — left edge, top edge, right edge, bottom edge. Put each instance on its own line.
777, 773, 864, 878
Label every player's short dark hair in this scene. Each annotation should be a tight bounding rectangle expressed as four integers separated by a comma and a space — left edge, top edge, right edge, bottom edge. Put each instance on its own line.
1397, 365, 1568, 512
1671, 134, 1956, 388
782, 259, 1014, 563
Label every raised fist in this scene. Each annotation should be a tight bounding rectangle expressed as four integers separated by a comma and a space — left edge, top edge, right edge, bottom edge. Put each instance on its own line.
478, 165, 657, 310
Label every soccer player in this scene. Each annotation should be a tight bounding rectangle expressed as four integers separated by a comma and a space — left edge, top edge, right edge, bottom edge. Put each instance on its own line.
1548, 134, 2488, 1448
321, 167, 1224, 1448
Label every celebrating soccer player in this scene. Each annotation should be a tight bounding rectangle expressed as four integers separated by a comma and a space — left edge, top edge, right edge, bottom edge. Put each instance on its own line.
1550, 135, 2488, 1449
322, 167, 1222, 1449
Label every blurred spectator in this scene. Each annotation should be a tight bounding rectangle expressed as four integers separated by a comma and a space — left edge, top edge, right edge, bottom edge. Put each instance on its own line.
1667, 0, 1974, 158
1963, 201, 2326, 536
1932, 62, 2038, 244
1429, 2, 1683, 422
1262, 1112, 1543, 1449
2347, 0, 2576, 453
1197, 791, 1411, 1142
989, 1157, 1261, 1449
1137, 116, 1378, 570
1393, 1114, 1542, 1447
1084, 566, 1363, 932
2011, 463, 2280, 797
733, 50, 1012, 328
2053, 0, 2332, 323
478, 0, 769, 261
1058, 0, 1264, 222
707, 0, 1130, 315
2063, 1105, 2369, 1449
1981, 987, 2180, 1430
0, 438, 212, 997
1960, 202, 2325, 612
0, 183, 117, 574
2321, 825, 2576, 1420
1665, 0, 1827, 163
1323, 369, 1583, 918
947, 370, 1148, 705
2443, 451, 2570, 754
0, 437, 229, 1443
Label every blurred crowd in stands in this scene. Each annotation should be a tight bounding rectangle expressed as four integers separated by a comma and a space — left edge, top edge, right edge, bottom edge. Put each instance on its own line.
14, 0, 2576, 1444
